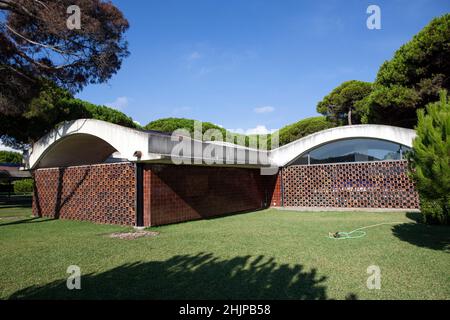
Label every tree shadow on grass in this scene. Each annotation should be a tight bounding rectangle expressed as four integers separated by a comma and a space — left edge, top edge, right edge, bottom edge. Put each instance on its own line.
0, 217, 55, 227
9, 252, 336, 300
392, 214, 450, 251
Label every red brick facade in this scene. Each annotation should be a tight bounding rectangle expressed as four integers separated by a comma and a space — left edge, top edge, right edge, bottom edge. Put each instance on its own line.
281, 160, 419, 209
33, 163, 136, 225
143, 164, 276, 226
269, 172, 282, 207
31, 160, 419, 227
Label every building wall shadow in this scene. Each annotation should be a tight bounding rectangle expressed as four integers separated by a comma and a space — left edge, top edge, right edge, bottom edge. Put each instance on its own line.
146, 165, 277, 226
9, 252, 337, 300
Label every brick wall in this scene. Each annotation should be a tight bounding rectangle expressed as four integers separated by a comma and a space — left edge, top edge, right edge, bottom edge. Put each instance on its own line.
281, 160, 419, 209
32, 160, 418, 227
33, 162, 136, 225
269, 172, 282, 207
143, 164, 277, 226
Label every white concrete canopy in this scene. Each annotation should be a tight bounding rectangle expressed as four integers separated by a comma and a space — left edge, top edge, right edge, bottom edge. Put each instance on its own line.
26, 119, 266, 169
26, 119, 416, 170
269, 124, 416, 167
27, 119, 151, 169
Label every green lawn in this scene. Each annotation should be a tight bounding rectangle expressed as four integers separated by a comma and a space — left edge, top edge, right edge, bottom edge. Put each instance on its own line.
0, 205, 448, 300
0, 195, 32, 219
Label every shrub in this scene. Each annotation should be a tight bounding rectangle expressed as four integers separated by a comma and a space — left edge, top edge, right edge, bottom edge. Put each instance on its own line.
14, 179, 34, 194
145, 117, 251, 145
0, 151, 22, 164
276, 116, 335, 146
419, 198, 447, 224
408, 90, 450, 224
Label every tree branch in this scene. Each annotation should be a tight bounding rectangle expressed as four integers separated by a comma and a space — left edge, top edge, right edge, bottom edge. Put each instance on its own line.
0, 0, 35, 17
12, 43, 79, 71
33, 0, 49, 10
4, 23, 71, 55
2, 64, 37, 83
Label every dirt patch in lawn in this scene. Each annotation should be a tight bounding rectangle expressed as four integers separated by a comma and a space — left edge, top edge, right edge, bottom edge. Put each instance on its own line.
108, 231, 160, 240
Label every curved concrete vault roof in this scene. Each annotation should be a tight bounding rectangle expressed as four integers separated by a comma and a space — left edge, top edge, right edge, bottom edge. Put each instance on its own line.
269, 124, 416, 167
28, 119, 150, 169
26, 119, 416, 170
27, 119, 264, 169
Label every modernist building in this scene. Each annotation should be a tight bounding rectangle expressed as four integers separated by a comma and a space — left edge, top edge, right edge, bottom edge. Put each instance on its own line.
26, 119, 419, 226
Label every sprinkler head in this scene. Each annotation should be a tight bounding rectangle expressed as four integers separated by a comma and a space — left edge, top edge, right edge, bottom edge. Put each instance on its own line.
329, 232, 340, 238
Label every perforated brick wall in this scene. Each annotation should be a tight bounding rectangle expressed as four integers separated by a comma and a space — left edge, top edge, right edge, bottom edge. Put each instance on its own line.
281, 160, 419, 209
143, 164, 277, 226
32, 160, 416, 227
33, 162, 136, 225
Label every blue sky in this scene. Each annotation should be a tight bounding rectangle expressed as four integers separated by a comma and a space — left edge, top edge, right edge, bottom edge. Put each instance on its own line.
75, 0, 449, 134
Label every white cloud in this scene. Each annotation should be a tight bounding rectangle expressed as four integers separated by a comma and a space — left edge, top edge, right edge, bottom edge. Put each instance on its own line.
105, 96, 130, 110
0, 142, 20, 152
187, 51, 202, 61
228, 125, 277, 135
254, 106, 275, 114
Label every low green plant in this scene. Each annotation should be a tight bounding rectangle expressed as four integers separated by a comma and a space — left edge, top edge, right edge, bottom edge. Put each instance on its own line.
13, 179, 34, 194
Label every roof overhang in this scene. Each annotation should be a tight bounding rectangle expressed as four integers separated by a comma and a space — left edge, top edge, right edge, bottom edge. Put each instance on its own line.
26, 119, 271, 169
25, 119, 416, 170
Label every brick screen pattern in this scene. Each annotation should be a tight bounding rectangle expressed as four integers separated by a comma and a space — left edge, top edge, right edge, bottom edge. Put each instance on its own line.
282, 160, 419, 209
143, 164, 277, 226
33, 163, 136, 225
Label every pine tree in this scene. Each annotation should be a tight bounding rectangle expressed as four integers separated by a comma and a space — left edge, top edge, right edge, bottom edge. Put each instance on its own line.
408, 90, 450, 224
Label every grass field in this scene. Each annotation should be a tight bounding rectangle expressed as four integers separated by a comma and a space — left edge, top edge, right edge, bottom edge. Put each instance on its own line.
0, 195, 32, 219
0, 203, 448, 300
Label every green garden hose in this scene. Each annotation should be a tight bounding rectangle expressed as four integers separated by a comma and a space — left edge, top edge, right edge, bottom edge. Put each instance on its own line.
327, 222, 403, 240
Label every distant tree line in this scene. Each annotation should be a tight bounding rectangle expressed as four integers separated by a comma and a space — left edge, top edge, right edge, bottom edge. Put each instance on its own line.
0, 150, 22, 164
317, 14, 450, 128
146, 118, 258, 148
145, 118, 226, 137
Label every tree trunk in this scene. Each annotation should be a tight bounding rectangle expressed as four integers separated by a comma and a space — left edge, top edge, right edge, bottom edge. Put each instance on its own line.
348, 108, 352, 125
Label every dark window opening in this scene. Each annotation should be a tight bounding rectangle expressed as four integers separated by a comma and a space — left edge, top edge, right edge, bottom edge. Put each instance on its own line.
290, 138, 411, 166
